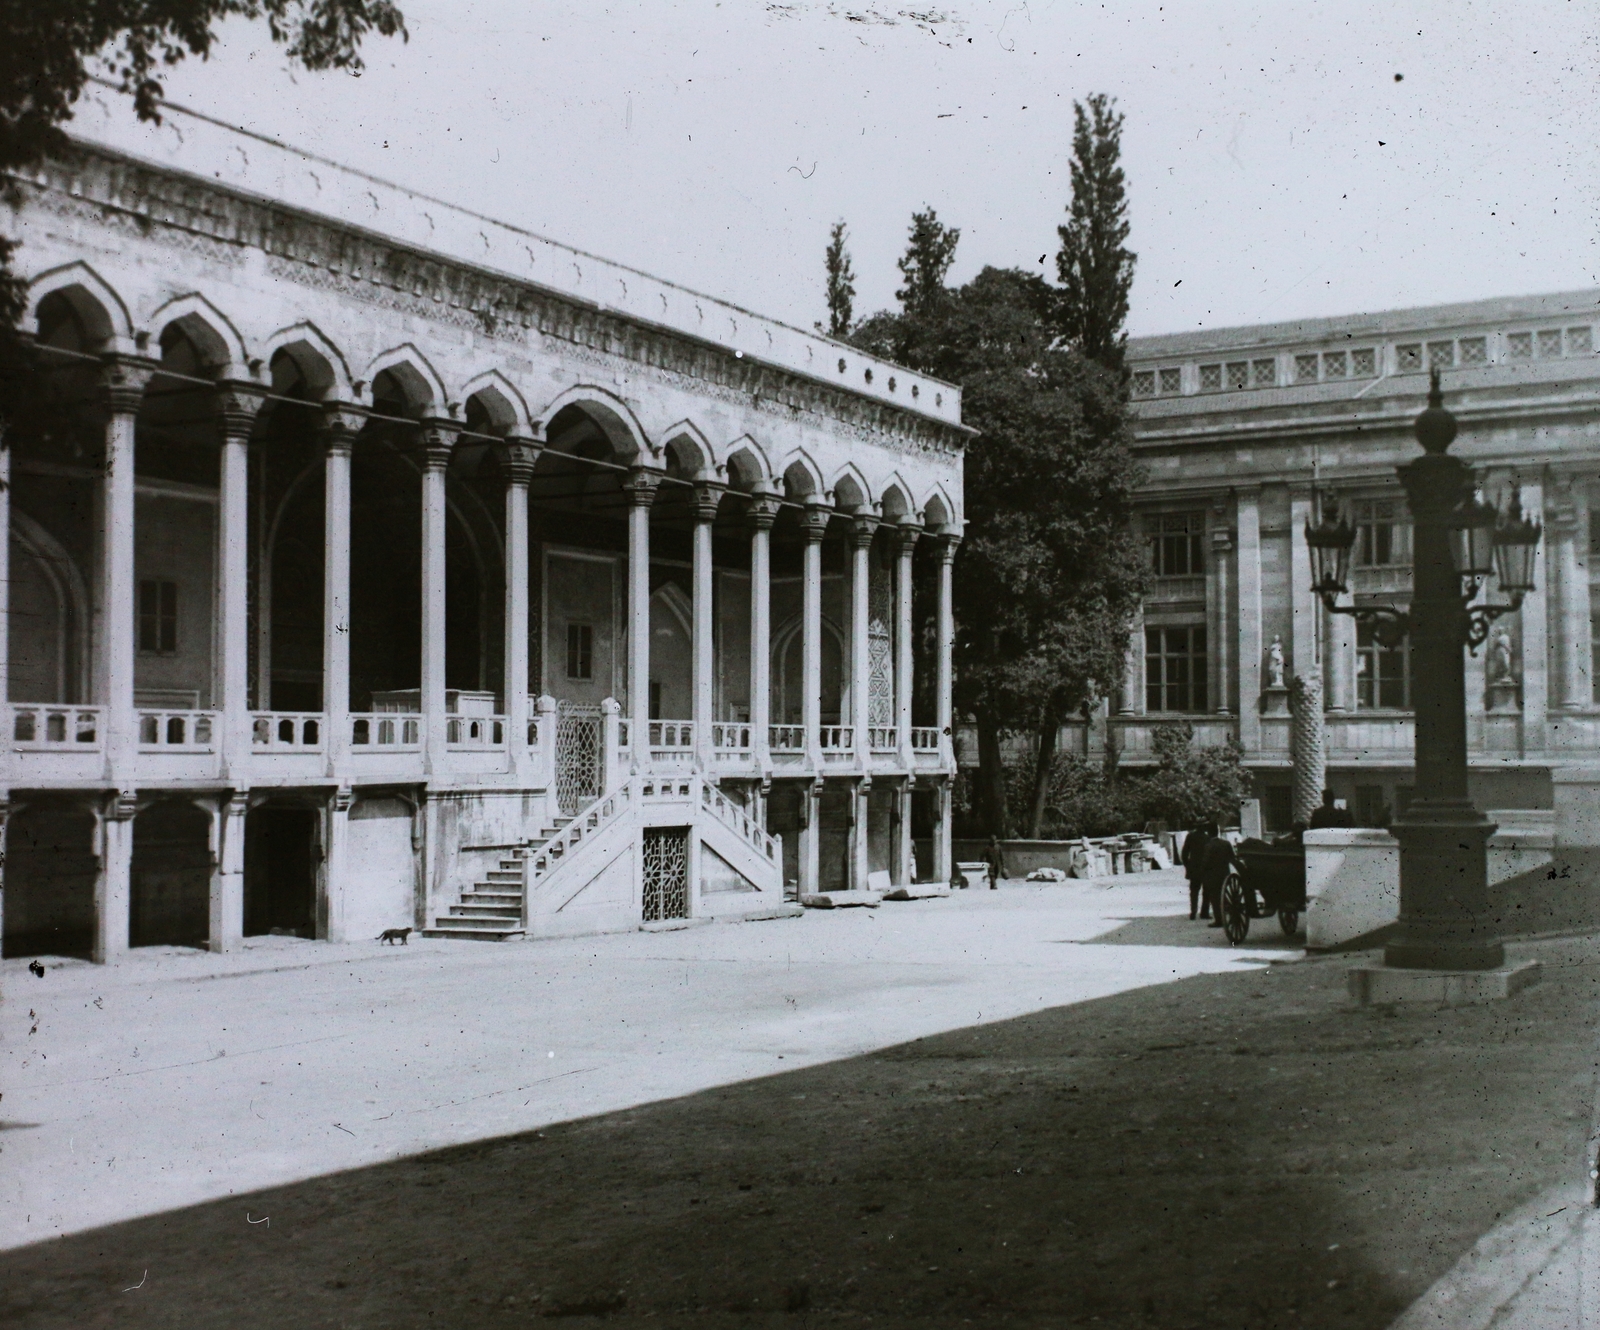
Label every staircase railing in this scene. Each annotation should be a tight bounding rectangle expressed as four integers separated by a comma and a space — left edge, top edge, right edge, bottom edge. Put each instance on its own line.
522, 779, 636, 921
700, 779, 782, 865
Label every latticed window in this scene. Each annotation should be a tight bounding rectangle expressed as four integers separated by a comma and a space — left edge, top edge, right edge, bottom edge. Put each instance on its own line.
1145, 625, 1207, 713
1199, 363, 1222, 391
1538, 329, 1564, 358
1459, 336, 1487, 365
1150, 512, 1205, 577
1132, 370, 1156, 397
1357, 620, 1411, 709
1396, 343, 1423, 372
1428, 340, 1455, 369
1569, 327, 1593, 355
1351, 348, 1376, 377
1252, 358, 1276, 387
1508, 331, 1533, 359
138, 580, 178, 655
1159, 367, 1182, 394
1352, 498, 1411, 568
1295, 353, 1319, 383
1323, 350, 1348, 379
1225, 362, 1249, 390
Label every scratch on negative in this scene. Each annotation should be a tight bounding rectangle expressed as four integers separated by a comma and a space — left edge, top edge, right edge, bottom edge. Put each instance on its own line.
333, 1122, 354, 1136
788, 162, 817, 179
247, 1213, 269, 1227
123, 1270, 147, 1292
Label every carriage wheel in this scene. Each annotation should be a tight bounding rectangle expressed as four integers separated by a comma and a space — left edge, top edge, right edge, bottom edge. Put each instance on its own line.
1221, 873, 1250, 945
1278, 908, 1301, 938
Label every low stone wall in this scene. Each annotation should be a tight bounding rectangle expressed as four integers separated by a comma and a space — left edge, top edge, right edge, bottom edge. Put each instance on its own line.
1553, 767, 1600, 848
950, 838, 1165, 879
1305, 811, 1554, 950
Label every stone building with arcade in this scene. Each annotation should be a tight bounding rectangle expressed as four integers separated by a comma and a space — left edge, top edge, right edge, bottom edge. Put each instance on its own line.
1101, 289, 1600, 834
0, 95, 965, 962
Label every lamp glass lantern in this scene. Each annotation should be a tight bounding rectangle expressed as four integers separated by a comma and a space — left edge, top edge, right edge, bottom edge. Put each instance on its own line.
1305, 502, 1356, 599
1449, 494, 1498, 581
1491, 490, 1542, 596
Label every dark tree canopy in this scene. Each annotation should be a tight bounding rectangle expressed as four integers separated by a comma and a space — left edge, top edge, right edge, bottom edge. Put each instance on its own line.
1055, 93, 1135, 372
821, 220, 855, 340
0, 0, 406, 329
894, 206, 960, 318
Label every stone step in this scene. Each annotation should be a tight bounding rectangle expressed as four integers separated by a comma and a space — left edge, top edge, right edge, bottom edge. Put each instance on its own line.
484, 870, 522, 884
464, 887, 521, 902
422, 923, 524, 942
449, 904, 522, 921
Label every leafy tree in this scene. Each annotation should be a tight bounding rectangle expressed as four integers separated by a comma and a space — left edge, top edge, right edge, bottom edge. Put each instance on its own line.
820, 220, 856, 339
0, 1, 406, 335
855, 262, 1148, 837
894, 206, 959, 317
1054, 93, 1136, 373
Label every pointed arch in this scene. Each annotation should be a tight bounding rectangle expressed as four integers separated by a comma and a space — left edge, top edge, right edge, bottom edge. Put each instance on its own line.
362, 344, 447, 412
659, 420, 713, 479
921, 485, 958, 530
878, 474, 915, 522
261, 322, 353, 401
27, 262, 132, 346
722, 435, 772, 492
779, 449, 824, 501
535, 385, 650, 464
459, 370, 532, 436
145, 293, 251, 378
828, 462, 873, 513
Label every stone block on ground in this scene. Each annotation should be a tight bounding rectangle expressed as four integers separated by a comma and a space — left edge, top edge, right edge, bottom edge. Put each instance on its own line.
1347, 959, 1542, 1006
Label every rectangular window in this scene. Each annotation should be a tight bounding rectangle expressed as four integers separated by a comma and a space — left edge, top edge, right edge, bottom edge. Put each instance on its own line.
1570, 327, 1593, 356
1264, 785, 1294, 832
1354, 784, 1389, 828
1252, 357, 1276, 387
1322, 350, 1348, 379
1427, 339, 1455, 370
565, 622, 593, 679
1225, 361, 1249, 391
1508, 331, 1533, 359
1132, 370, 1156, 397
1199, 363, 1222, 391
1351, 347, 1377, 377
1458, 336, 1487, 365
1159, 366, 1182, 394
1538, 329, 1564, 358
1352, 498, 1412, 568
138, 579, 178, 655
1396, 343, 1423, 373
1294, 353, 1319, 383
1145, 625, 1208, 713
1150, 512, 1205, 577
1357, 619, 1411, 709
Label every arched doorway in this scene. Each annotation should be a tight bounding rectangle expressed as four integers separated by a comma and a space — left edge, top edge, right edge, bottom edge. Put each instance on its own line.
130, 801, 211, 949
3, 800, 97, 958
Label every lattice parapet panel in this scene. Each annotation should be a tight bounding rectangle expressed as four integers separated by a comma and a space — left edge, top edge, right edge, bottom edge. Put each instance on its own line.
868, 557, 894, 727
555, 702, 602, 816
642, 826, 690, 922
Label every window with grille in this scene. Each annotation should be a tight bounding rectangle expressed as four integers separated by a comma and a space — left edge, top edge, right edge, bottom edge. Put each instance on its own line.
1132, 370, 1156, 397
1459, 336, 1487, 365
1352, 498, 1412, 567
1159, 367, 1182, 394
1538, 329, 1564, 358
1357, 619, 1411, 709
1323, 350, 1348, 379
1570, 327, 1593, 355
565, 622, 593, 679
1396, 343, 1423, 372
1295, 353, 1319, 383
1145, 625, 1207, 713
1199, 363, 1222, 391
138, 580, 178, 655
1252, 358, 1276, 387
1428, 340, 1455, 369
1225, 362, 1249, 390
1149, 512, 1205, 577
1351, 348, 1376, 377
1508, 331, 1533, 359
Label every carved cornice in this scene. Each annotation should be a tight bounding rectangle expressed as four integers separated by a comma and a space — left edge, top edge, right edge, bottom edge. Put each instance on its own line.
16, 149, 971, 460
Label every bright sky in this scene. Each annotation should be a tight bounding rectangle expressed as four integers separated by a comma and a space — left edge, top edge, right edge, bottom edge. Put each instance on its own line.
136, 0, 1600, 339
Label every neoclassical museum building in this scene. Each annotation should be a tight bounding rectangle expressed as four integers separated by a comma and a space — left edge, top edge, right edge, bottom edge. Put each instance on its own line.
0, 94, 965, 961
1104, 289, 1600, 831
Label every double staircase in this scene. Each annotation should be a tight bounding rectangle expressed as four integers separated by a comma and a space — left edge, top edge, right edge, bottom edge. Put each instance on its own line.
422, 817, 573, 941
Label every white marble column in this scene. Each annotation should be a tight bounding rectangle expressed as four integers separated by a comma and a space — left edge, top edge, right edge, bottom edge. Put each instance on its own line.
420, 417, 460, 773
217, 383, 265, 781
934, 779, 953, 887
848, 510, 877, 758
1324, 602, 1357, 712
1236, 488, 1264, 753
623, 468, 661, 753
1118, 604, 1146, 716
323, 785, 353, 942
936, 532, 959, 763
94, 791, 136, 963
747, 487, 780, 772
320, 406, 363, 776
99, 358, 155, 782
895, 521, 919, 759
1210, 520, 1234, 715
1289, 486, 1317, 687
1553, 481, 1591, 709
895, 778, 914, 886
501, 437, 540, 777
799, 502, 830, 762
1520, 477, 1549, 749
209, 792, 247, 953
691, 483, 721, 766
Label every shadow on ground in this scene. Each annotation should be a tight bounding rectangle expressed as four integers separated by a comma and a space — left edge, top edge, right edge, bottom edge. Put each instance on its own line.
1082, 910, 1304, 950
7, 934, 1599, 1329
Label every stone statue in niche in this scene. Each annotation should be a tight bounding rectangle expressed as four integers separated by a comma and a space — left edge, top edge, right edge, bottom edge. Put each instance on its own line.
1266, 636, 1286, 689
1487, 627, 1515, 685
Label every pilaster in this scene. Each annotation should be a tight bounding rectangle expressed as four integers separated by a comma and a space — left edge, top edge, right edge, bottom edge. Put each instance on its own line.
217, 382, 266, 781
320, 404, 364, 777
419, 415, 462, 774
1236, 488, 1264, 753
691, 483, 722, 767
935, 531, 959, 765
501, 435, 542, 779
209, 792, 248, 953
623, 468, 662, 752
848, 509, 878, 765
95, 789, 138, 963
747, 488, 780, 775
1209, 509, 1234, 715
799, 502, 831, 765
894, 521, 921, 763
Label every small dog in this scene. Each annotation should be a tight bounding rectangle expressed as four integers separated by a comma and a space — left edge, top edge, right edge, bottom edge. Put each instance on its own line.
376, 927, 412, 946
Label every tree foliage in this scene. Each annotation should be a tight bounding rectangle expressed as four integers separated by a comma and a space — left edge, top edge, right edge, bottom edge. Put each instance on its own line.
894, 206, 960, 318
0, 1, 406, 332
1054, 93, 1135, 372
821, 219, 855, 339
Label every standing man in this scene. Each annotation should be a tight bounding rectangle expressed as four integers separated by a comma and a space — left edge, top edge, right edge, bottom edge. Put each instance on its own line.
1181, 822, 1209, 920
1199, 823, 1235, 929
1308, 789, 1354, 830
985, 834, 1006, 890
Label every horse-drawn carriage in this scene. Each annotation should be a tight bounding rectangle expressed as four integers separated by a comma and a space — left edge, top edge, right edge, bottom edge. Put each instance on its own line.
1219, 837, 1306, 944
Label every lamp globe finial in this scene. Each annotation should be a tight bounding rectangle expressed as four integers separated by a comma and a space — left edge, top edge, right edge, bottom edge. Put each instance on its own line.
1414, 368, 1458, 454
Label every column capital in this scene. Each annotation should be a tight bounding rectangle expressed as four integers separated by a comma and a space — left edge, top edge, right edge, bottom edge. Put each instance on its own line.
216, 380, 267, 441
623, 466, 663, 507
893, 519, 924, 556
107, 789, 139, 822
1211, 525, 1236, 554
419, 416, 461, 472
798, 502, 832, 543
746, 490, 782, 531
99, 356, 157, 417
690, 482, 724, 525
499, 435, 543, 488
320, 402, 366, 456
935, 529, 962, 564
848, 509, 880, 549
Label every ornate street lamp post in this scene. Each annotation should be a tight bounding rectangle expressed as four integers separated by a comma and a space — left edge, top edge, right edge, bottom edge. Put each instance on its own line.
1304, 371, 1543, 972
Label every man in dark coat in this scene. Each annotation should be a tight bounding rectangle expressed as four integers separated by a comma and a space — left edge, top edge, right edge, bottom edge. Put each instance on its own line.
1198, 824, 1236, 929
1180, 823, 1209, 919
985, 835, 1005, 890
1307, 789, 1354, 830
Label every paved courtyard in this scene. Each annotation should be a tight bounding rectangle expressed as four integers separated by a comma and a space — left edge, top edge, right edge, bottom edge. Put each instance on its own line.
1, 868, 1288, 1251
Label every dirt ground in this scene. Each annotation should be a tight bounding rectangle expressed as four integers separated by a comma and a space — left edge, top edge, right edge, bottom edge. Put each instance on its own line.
3, 930, 1598, 1330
